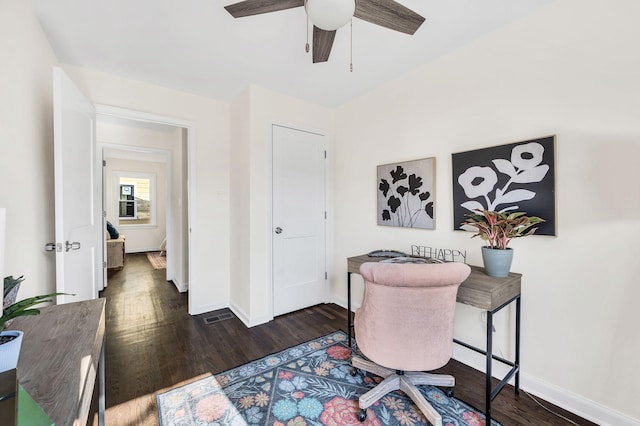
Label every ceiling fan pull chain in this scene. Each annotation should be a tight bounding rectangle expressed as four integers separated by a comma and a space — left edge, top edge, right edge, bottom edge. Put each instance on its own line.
350, 18, 353, 72
304, 0, 310, 53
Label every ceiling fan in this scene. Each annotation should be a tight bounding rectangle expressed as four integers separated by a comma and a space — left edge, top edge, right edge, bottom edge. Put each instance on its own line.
224, 0, 425, 64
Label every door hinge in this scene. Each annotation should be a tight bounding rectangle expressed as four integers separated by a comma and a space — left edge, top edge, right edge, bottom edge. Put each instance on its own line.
324, 150, 327, 159
103, 159, 106, 167
324, 211, 327, 219
103, 261, 107, 268
103, 211, 107, 218
325, 272, 328, 280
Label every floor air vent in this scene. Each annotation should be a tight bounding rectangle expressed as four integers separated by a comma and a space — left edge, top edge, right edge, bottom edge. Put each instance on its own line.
203, 312, 233, 324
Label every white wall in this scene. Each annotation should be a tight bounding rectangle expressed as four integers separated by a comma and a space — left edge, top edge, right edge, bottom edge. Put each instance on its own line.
178, 128, 189, 289
229, 88, 252, 317
0, 1, 58, 300
228, 85, 335, 326
332, 0, 640, 424
62, 65, 231, 315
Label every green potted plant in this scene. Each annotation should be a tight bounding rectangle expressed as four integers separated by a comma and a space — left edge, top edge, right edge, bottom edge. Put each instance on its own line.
462, 210, 544, 277
0, 275, 67, 373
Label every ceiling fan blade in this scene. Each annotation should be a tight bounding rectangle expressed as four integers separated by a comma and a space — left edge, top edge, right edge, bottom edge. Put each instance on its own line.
225, 0, 304, 18
354, 0, 425, 35
313, 26, 336, 63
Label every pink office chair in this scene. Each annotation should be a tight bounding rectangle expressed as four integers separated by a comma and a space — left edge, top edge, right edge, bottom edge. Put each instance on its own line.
352, 261, 471, 426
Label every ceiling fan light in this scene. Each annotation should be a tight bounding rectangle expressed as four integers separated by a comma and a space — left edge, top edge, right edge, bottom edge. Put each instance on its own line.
306, 0, 355, 31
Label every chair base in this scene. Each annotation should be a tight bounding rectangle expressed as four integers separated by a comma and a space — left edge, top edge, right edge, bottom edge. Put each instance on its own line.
352, 356, 454, 426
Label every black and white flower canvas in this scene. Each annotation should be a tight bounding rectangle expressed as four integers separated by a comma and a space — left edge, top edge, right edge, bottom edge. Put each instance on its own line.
377, 157, 435, 229
452, 136, 556, 235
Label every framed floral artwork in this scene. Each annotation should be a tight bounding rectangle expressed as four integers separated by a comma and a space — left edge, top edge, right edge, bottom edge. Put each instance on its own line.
377, 157, 435, 229
452, 136, 556, 236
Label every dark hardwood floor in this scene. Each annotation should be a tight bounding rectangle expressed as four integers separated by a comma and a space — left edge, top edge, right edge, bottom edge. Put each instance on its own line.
91, 253, 595, 425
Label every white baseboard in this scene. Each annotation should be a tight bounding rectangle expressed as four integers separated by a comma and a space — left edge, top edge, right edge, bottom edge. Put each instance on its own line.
520, 372, 640, 426
228, 302, 250, 327
332, 295, 361, 313
228, 301, 273, 328
189, 301, 273, 328
188, 301, 228, 316
248, 314, 272, 327
125, 247, 161, 254
452, 345, 639, 426
170, 278, 187, 293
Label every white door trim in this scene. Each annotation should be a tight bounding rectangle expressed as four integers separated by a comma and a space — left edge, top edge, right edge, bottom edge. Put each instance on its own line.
268, 122, 330, 319
95, 104, 198, 314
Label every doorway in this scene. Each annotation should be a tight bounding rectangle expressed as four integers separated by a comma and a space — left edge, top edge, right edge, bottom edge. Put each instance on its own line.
102, 144, 177, 284
96, 105, 195, 311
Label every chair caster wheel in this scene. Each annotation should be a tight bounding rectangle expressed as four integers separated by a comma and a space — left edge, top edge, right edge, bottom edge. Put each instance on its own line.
349, 367, 358, 377
445, 387, 455, 398
357, 409, 367, 422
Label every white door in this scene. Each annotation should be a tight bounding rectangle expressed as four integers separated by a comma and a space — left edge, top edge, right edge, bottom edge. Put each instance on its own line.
53, 67, 102, 303
272, 125, 326, 316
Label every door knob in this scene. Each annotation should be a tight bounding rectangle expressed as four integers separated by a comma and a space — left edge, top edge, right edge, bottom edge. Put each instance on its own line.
44, 242, 59, 252
274, 227, 283, 234
65, 241, 81, 252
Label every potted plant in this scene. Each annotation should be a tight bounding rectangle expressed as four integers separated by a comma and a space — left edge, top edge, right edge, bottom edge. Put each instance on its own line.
462, 210, 544, 277
0, 275, 67, 373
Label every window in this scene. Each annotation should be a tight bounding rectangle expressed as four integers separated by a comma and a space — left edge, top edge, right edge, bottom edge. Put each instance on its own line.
115, 172, 156, 227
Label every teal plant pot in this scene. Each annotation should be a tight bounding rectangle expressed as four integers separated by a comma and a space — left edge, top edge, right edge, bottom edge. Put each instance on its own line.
0, 330, 23, 373
481, 247, 514, 278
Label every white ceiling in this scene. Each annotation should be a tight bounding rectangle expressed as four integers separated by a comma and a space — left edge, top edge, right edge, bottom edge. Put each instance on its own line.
32, 0, 552, 107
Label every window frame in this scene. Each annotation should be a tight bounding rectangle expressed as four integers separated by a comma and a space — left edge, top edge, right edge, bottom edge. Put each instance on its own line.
113, 171, 157, 229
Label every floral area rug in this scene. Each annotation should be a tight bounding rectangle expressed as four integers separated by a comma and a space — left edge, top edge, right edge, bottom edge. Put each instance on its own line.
147, 251, 166, 269
157, 331, 500, 426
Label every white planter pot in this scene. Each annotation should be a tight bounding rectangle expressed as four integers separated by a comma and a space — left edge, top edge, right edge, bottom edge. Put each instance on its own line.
0, 330, 23, 373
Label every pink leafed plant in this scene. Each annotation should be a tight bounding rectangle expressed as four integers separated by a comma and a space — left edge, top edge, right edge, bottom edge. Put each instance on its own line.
462, 210, 544, 250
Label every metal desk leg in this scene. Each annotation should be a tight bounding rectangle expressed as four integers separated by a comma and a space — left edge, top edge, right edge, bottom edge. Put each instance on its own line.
515, 296, 521, 394
347, 272, 352, 348
99, 334, 105, 426
486, 310, 493, 423
452, 295, 520, 424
